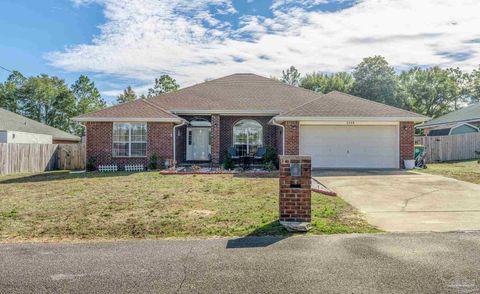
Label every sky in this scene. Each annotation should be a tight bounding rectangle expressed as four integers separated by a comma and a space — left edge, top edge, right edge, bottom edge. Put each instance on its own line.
1, 0, 480, 104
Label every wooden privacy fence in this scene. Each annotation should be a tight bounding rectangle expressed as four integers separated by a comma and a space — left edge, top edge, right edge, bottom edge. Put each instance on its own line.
414, 133, 480, 162
0, 143, 85, 175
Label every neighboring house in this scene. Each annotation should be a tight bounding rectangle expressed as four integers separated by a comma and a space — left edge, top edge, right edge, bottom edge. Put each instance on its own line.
416, 103, 480, 136
0, 107, 80, 144
74, 74, 427, 169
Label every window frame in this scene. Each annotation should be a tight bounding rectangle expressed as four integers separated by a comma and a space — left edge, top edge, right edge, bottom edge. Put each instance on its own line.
233, 119, 263, 156
112, 122, 148, 158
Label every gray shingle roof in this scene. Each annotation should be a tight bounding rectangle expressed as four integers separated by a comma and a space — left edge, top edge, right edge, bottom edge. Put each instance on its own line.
75, 73, 427, 122
416, 102, 480, 128
277, 91, 428, 121
0, 108, 80, 141
145, 73, 321, 113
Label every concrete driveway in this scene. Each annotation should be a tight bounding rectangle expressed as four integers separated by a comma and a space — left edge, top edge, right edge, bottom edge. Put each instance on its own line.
314, 170, 480, 232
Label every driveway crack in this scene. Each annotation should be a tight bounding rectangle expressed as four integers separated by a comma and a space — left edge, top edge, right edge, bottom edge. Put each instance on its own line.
176, 244, 194, 293
402, 188, 441, 211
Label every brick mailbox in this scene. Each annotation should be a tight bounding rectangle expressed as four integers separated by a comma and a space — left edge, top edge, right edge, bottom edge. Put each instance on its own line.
278, 155, 312, 232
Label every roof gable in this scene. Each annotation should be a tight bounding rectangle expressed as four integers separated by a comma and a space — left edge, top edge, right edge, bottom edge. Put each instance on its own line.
0, 108, 80, 141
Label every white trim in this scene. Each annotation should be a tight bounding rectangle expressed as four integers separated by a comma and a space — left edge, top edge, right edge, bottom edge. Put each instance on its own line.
448, 122, 480, 135
417, 119, 480, 129
274, 116, 427, 123
73, 117, 183, 123
171, 109, 280, 116
299, 121, 400, 126
233, 119, 264, 155
112, 122, 147, 158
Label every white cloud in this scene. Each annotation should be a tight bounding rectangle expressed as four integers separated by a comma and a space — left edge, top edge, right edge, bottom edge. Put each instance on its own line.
49, 0, 480, 89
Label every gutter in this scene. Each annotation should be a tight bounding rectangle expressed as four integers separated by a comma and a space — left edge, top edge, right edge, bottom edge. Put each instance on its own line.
72, 117, 184, 123
274, 116, 429, 124
269, 118, 285, 156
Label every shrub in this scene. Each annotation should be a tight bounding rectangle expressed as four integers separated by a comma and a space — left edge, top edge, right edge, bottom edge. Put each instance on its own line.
148, 154, 158, 170
263, 148, 279, 169
264, 161, 276, 171
86, 156, 97, 172
223, 152, 235, 170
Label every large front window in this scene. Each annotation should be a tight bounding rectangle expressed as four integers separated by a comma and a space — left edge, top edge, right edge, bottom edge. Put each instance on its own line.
233, 119, 263, 156
113, 123, 147, 157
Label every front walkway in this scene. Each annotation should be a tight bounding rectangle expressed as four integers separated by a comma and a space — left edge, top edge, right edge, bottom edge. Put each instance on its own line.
314, 170, 480, 232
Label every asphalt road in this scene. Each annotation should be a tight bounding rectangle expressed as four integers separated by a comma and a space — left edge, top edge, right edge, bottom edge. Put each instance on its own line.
1, 232, 480, 293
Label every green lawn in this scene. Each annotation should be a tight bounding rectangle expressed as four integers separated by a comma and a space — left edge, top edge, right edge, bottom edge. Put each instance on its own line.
418, 159, 480, 184
0, 171, 378, 242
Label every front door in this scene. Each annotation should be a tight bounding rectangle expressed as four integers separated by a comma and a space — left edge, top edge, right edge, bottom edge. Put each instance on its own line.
186, 128, 211, 161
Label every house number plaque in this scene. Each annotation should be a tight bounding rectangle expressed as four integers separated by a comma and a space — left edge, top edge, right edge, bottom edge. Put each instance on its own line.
290, 163, 301, 177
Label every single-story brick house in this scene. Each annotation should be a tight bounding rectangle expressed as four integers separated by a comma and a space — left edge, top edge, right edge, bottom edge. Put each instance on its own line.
74, 73, 427, 169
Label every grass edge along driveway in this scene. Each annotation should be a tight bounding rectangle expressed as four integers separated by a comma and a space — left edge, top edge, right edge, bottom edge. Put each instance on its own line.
417, 159, 480, 185
0, 171, 379, 243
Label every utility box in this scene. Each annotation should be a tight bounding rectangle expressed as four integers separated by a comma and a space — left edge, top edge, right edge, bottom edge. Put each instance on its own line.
278, 155, 312, 232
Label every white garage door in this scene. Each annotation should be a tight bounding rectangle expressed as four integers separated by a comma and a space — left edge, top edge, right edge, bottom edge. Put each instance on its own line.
300, 125, 399, 169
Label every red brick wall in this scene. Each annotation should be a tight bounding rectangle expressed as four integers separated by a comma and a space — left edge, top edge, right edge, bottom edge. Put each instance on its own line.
279, 155, 311, 223
400, 121, 414, 168
283, 121, 299, 155
219, 116, 278, 163
85, 121, 174, 169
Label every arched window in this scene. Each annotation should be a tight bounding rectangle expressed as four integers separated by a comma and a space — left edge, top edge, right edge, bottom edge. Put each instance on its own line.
233, 119, 263, 156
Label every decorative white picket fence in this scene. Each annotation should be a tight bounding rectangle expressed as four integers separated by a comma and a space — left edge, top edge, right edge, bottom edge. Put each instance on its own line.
415, 133, 480, 162
98, 165, 118, 172
124, 164, 145, 172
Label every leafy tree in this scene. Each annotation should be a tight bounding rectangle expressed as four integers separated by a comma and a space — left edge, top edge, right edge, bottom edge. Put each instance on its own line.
0, 71, 26, 112
446, 67, 471, 109
71, 75, 106, 135
397, 67, 458, 118
281, 66, 301, 86
116, 86, 137, 104
18, 75, 76, 132
351, 56, 399, 106
300, 72, 353, 94
470, 67, 480, 103
147, 75, 179, 97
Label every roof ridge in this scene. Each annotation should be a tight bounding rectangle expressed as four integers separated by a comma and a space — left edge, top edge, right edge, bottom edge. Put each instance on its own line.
145, 74, 245, 102
327, 91, 428, 118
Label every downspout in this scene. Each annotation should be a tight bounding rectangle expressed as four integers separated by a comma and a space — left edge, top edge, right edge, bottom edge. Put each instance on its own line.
173, 119, 187, 165
78, 122, 87, 171
270, 118, 285, 156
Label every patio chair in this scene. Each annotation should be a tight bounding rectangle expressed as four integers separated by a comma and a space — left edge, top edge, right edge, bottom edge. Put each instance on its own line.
254, 147, 267, 162
228, 147, 240, 160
